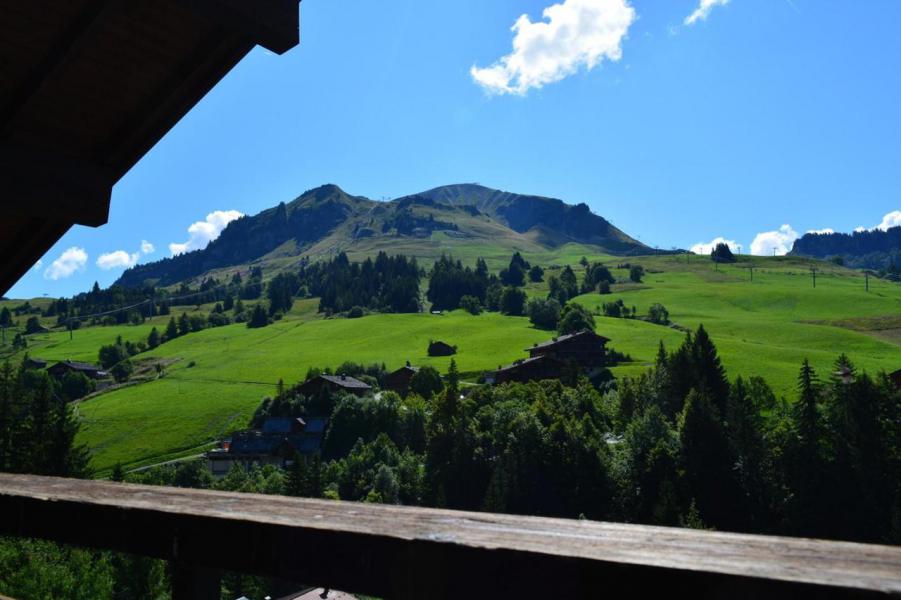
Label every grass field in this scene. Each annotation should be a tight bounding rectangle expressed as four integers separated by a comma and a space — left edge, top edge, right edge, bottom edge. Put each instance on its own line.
3, 253, 899, 474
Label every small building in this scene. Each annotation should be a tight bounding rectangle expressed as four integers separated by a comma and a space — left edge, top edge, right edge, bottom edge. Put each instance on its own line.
526, 329, 609, 370
23, 357, 47, 370
207, 416, 327, 477
383, 363, 419, 396
428, 340, 456, 356
297, 374, 371, 397
492, 355, 565, 385
47, 360, 107, 380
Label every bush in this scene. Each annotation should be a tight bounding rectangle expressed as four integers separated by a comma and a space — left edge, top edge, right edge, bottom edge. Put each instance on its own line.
647, 303, 670, 325
528, 265, 544, 282
629, 265, 644, 283
24, 316, 42, 334
558, 303, 595, 335
410, 366, 443, 399
598, 280, 611, 295
710, 242, 736, 263
247, 304, 270, 328
60, 371, 95, 401
348, 306, 365, 319
459, 295, 482, 315
111, 359, 133, 383
527, 298, 561, 330
500, 286, 527, 316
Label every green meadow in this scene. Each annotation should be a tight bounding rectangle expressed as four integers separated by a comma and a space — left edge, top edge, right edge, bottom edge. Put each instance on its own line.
3, 253, 899, 474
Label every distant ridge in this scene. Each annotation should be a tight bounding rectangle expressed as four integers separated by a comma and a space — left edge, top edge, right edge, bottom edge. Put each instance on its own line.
115, 183, 650, 287
789, 226, 901, 270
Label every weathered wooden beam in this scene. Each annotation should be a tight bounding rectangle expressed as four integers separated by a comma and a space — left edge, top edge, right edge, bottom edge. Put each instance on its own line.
0, 141, 113, 226
0, 474, 899, 599
175, 0, 301, 55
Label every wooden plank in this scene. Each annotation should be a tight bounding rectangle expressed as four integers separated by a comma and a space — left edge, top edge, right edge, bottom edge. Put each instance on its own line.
0, 474, 898, 599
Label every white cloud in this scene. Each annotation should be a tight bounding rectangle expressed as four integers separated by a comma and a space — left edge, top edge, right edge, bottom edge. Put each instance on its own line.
805, 228, 834, 235
33, 259, 43, 272
141, 240, 155, 254
750, 224, 798, 256
96, 250, 140, 270
169, 210, 244, 256
850, 210, 901, 234
470, 0, 636, 95
684, 0, 729, 26
873, 210, 901, 232
44, 247, 88, 280
691, 236, 740, 255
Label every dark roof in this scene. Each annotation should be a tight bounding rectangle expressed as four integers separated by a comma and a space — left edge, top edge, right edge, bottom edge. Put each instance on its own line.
304, 417, 328, 435
51, 360, 102, 373
0, 1, 301, 294
389, 365, 420, 375
261, 417, 305, 434
319, 375, 372, 390
527, 329, 610, 351
495, 355, 564, 374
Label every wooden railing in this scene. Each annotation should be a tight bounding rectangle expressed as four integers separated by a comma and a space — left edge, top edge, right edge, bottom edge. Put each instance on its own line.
0, 474, 899, 599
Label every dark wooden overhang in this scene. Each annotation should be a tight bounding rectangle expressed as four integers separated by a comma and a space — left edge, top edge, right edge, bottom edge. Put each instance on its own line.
0, 0, 301, 295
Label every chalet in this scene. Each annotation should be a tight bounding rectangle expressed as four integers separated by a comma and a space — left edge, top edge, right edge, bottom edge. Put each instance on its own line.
23, 358, 47, 370
526, 329, 609, 371
47, 360, 107, 380
297, 374, 371, 397
428, 340, 456, 356
492, 355, 566, 385
383, 363, 419, 396
207, 416, 327, 477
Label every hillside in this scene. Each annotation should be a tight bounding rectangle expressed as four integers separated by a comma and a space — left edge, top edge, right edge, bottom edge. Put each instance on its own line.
5, 253, 898, 474
790, 225, 901, 270
115, 184, 649, 287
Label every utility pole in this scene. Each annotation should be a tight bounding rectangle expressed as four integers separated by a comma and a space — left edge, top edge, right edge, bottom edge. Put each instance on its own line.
810, 267, 818, 288
749, 265, 754, 281
865, 270, 869, 292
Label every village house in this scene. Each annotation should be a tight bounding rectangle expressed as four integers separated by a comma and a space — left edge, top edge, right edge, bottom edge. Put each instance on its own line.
383, 363, 419, 396
297, 374, 371, 397
491, 355, 566, 385
206, 416, 327, 477
23, 357, 47, 370
47, 360, 107, 380
527, 329, 609, 370
490, 329, 610, 385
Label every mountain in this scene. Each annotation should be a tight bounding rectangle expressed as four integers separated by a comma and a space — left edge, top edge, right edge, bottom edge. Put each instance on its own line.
115, 184, 649, 287
789, 226, 901, 270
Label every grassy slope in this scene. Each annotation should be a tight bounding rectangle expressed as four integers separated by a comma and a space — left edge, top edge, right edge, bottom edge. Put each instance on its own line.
5, 255, 899, 474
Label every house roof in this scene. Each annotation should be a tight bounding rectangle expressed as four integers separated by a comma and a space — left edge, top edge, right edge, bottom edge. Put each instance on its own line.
527, 329, 610, 352
495, 354, 564, 374
0, 0, 301, 294
261, 417, 306, 434
319, 375, 372, 390
51, 360, 102, 373
388, 365, 420, 376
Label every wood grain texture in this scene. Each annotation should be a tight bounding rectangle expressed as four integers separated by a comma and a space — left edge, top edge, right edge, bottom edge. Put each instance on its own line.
0, 474, 898, 598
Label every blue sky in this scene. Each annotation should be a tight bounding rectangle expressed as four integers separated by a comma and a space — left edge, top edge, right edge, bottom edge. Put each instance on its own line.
11, 0, 901, 298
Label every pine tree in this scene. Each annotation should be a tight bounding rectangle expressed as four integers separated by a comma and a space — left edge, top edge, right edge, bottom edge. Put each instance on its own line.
147, 327, 161, 349
164, 316, 178, 341
679, 388, 744, 530
285, 451, 308, 496
177, 312, 190, 336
